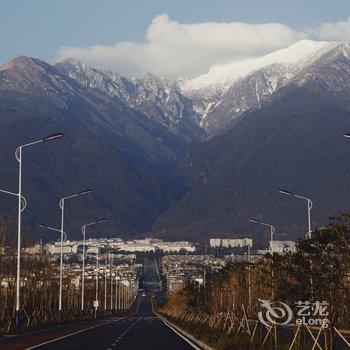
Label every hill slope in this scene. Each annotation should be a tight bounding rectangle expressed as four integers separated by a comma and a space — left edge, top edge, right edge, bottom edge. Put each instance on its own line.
0, 56, 188, 238
2, 40, 350, 243
154, 73, 350, 243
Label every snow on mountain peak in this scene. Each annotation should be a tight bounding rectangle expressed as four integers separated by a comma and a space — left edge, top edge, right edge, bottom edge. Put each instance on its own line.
181, 40, 341, 96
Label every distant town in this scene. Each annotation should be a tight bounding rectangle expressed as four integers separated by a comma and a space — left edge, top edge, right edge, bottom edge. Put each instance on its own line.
9, 235, 297, 257
0, 235, 296, 296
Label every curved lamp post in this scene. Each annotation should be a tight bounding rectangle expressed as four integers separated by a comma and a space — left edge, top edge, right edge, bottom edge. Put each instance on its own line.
38, 224, 67, 242
0, 133, 63, 330
279, 189, 313, 238
249, 217, 276, 253
80, 219, 107, 311
58, 189, 92, 315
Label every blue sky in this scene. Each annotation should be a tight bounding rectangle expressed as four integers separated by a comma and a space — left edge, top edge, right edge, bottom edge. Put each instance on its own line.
1, 0, 350, 77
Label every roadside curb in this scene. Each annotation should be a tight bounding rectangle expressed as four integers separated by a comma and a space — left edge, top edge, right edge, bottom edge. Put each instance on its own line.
161, 315, 216, 350
151, 299, 215, 350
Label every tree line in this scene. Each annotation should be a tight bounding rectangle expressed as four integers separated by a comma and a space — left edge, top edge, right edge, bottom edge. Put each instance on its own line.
158, 214, 350, 349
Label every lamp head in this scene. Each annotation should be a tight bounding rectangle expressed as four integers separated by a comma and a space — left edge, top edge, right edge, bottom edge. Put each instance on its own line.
80, 189, 92, 195
42, 133, 64, 141
279, 189, 294, 196
248, 217, 261, 224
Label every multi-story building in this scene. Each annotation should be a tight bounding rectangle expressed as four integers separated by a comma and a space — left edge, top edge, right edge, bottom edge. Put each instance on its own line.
155, 241, 195, 253
45, 241, 78, 254
210, 237, 253, 248
209, 238, 221, 247
222, 238, 253, 248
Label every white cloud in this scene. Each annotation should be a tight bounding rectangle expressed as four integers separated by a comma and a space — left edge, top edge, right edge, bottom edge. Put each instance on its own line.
310, 17, 350, 42
57, 13, 306, 79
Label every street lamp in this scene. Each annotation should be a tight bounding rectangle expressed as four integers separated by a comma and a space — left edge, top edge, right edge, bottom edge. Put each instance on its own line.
0, 133, 63, 330
104, 254, 108, 312
38, 224, 67, 242
249, 218, 276, 253
279, 189, 313, 238
58, 189, 92, 315
80, 219, 107, 311
94, 242, 100, 319
109, 255, 114, 311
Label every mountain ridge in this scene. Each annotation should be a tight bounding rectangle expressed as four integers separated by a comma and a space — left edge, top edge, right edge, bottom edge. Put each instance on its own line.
153, 80, 350, 242
0, 55, 189, 238
2, 39, 350, 242
53, 40, 350, 137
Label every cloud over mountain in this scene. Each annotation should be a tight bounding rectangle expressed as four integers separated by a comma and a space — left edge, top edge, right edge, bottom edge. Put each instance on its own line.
57, 13, 306, 79
310, 17, 350, 42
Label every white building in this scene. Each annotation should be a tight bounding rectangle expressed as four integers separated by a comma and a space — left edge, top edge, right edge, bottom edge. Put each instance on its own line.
270, 241, 296, 254
46, 241, 78, 254
221, 238, 253, 248
22, 243, 43, 255
86, 245, 101, 254
209, 238, 221, 247
118, 243, 156, 252
155, 241, 195, 253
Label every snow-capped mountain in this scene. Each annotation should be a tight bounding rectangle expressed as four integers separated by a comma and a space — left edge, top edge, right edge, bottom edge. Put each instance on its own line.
154, 41, 350, 240
55, 40, 350, 138
0, 55, 194, 236
180, 40, 350, 136
55, 59, 203, 141
2, 39, 350, 240
182, 40, 338, 96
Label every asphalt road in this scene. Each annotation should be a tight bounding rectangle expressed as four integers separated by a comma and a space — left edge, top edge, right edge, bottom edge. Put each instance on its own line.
0, 258, 198, 350
25, 295, 196, 350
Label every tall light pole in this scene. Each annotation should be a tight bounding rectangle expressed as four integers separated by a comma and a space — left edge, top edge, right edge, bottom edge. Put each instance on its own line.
104, 253, 108, 311
249, 217, 276, 300
116, 279, 121, 310
110, 254, 114, 311
0, 133, 64, 330
58, 189, 92, 315
94, 242, 100, 319
279, 189, 313, 238
249, 218, 276, 253
80, 219, 106, 311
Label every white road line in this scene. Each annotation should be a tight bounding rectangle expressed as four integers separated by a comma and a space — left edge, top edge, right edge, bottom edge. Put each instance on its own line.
151, 297, 202, 350
26, 318, 125, 349
26, 294, 143, 349
161, 320, 202, 350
